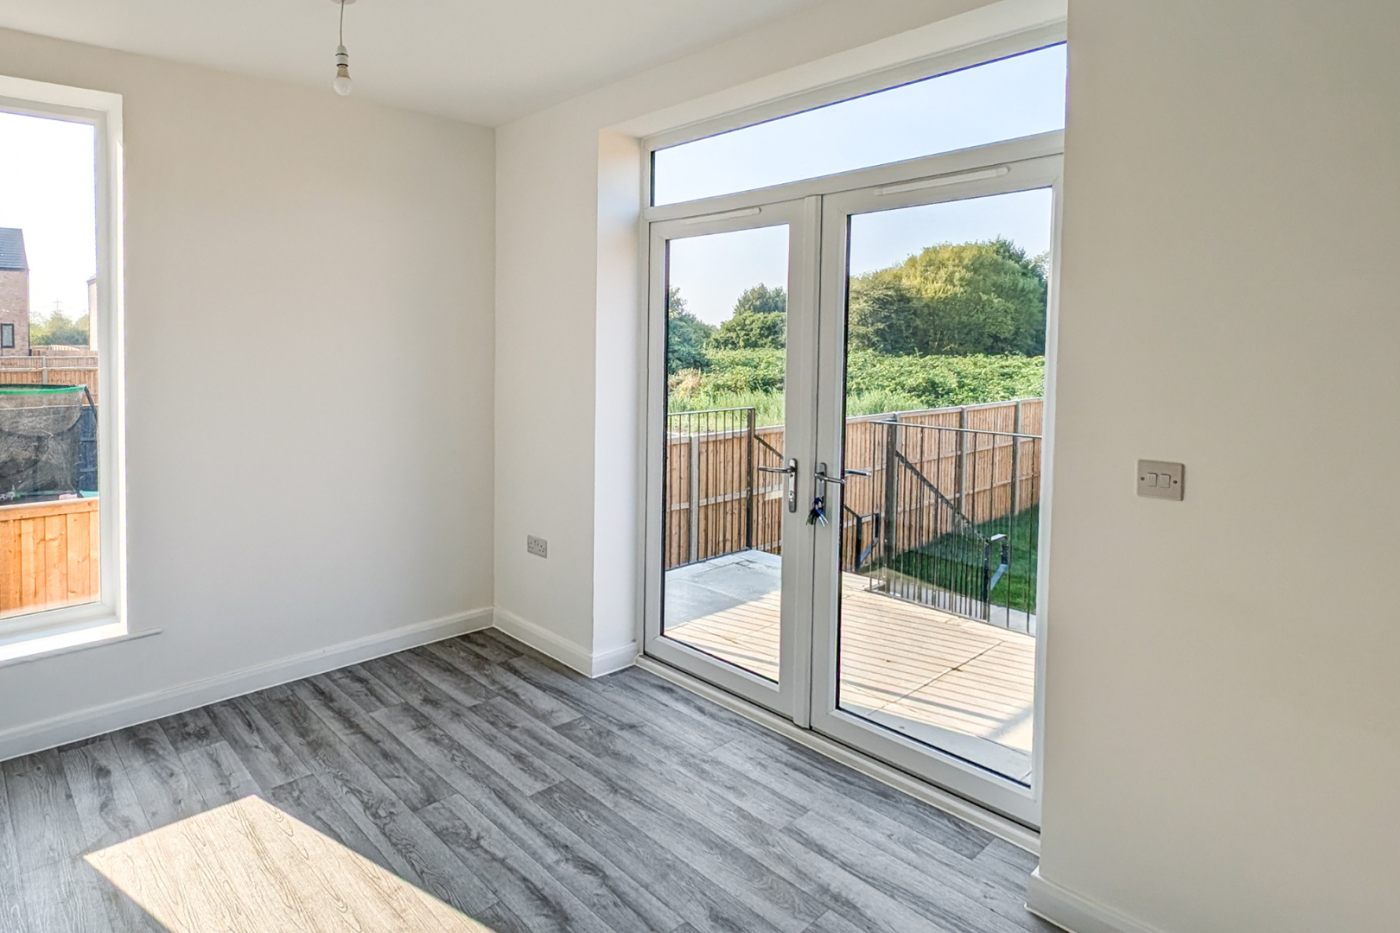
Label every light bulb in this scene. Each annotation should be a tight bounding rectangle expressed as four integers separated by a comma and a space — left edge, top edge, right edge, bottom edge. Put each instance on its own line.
333, 44, 353, 96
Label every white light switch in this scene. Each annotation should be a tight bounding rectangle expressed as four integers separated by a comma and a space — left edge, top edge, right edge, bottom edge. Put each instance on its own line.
1138, 460, 1184, 500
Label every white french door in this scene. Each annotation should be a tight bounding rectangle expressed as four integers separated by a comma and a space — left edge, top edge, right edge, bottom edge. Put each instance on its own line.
643, 198, 821, 719
644, 140, 1061, 827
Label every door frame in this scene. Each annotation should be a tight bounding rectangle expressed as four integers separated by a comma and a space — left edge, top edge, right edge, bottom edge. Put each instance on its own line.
808, 153, 1063, 827
640, 135, 1064, 826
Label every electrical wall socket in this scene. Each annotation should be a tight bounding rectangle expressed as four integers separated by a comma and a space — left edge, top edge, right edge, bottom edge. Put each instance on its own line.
526, 535, 548, 558
1137, 460, 1184, 500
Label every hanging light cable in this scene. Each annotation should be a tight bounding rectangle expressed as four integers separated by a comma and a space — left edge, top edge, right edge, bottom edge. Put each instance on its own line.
332, 0, 354, 96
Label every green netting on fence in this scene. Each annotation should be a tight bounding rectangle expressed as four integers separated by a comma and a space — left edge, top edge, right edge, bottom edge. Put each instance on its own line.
0, 384, 93, 503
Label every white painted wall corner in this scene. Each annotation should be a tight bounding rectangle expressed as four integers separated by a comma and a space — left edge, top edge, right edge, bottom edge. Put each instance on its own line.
491, 607, 637, 677
1026, 869, 1167, 933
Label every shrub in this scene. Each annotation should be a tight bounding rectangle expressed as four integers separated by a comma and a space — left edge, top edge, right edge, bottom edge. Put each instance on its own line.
668, 350, 1043, 426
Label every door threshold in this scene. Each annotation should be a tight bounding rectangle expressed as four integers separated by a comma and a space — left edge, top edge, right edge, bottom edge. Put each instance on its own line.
633, 654, 1040, 854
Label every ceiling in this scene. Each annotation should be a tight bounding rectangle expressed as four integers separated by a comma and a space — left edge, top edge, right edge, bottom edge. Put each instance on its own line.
0, 0, 828, 126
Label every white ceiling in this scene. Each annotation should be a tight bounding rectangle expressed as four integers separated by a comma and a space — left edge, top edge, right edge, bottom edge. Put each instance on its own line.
0, 0, 828, 126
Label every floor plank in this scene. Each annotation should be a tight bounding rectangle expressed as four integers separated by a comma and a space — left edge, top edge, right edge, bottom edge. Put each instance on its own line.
59, 736, 150, 854
323, 664, 405, 714
385, 708, 680, 932
291, 675, 456, 811
3, 748, 85, 870
156, 707, 220, 755
206, 696, 313, 791
0, 629, 1043, 933
475, 697, 825, 933
109, 721, 205, 831
249, 684, 500, 919
419, 794, 615, 933
0, 769, 27, 933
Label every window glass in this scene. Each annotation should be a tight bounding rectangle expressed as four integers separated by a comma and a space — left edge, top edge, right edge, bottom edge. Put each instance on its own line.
0, 110, 101, 620
652, 43, 1066, 206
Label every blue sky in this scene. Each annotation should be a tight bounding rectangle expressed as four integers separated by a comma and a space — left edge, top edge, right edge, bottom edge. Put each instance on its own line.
0, 111, 96, 320
663, 44, 1065, 326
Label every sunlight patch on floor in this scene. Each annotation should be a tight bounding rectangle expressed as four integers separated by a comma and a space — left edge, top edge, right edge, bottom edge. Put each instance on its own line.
85, 795, 497, 933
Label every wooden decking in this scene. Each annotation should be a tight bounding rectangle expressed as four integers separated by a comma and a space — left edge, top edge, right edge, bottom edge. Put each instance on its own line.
667, 570, 1035, 781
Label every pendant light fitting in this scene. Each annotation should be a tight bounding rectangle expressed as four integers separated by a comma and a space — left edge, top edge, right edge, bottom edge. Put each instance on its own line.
331, 0, 356, 97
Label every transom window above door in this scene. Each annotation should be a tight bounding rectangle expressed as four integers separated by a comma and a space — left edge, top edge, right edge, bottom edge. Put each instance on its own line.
651, 42, 1066, 206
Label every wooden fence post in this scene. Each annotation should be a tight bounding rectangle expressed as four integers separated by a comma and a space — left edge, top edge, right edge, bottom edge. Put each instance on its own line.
955, 406, 968, 514
883, 416, 899, 566
745, 408, 755, 551
688, 431, 700, 564
1011, 399, 1022, 517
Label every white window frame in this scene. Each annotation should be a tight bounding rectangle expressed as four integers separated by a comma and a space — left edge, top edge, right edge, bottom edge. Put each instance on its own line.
0, 75, 126, 653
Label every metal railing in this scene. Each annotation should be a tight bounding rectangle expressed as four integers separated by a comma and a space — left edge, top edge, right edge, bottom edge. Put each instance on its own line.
664, 408, 787, 568
856, 419, 1041, 635
664, 402, 1042, 635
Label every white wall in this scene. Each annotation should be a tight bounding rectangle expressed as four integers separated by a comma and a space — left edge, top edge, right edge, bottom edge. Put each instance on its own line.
1035, 1, 1400, 931
0, 27, 496, 757
491, 0, 1015, 672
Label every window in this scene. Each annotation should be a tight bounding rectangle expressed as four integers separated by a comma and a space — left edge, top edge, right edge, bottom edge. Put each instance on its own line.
652, 43, 1066, 205
0, 76, 123, 653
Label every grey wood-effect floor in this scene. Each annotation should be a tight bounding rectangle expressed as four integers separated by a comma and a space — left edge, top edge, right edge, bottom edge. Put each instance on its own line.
0, 630, 1054, 933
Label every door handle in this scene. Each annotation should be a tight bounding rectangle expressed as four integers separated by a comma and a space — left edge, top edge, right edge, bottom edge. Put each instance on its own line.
815, 463, 871, 489
759, 459, 799, 513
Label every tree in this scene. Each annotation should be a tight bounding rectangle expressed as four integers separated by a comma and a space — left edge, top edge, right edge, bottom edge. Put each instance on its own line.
848, 238, 1046, 356
709, 284, 787, 350
30, 310, 90, 346
666, 287, 713, 373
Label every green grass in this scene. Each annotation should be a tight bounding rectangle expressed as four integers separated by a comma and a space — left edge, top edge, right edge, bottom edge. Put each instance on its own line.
886, 504, 1040, 614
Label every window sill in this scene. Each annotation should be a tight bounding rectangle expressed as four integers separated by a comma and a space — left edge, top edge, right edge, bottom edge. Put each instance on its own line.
0, 620, 159, 669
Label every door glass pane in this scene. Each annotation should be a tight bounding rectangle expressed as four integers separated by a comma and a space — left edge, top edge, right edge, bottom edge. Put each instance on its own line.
836, 189, 1051, 783
653, 44, 1065, 205
662, 225, 789, 682
0, 111, 101, 621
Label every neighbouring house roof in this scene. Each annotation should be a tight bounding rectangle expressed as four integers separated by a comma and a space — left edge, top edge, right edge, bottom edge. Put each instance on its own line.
0, 228, 26, 272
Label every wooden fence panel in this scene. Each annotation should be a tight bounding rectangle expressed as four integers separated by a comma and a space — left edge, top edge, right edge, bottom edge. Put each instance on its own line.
0, 359, 99, 402
664, 398, 1043, 570
0, 497, 100, 619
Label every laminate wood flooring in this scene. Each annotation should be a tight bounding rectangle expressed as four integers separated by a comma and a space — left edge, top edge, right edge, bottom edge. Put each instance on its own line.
0, 630, 1054, 932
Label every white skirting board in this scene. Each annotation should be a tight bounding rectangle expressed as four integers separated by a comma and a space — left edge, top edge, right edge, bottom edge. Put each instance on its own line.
1026, 868, 1167, 933
0, 607, 494, 762
490, 607, 638, 678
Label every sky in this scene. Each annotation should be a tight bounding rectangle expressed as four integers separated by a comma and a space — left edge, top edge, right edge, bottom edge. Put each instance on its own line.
0, 111, 97, 320
662, 43, 1065, 326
